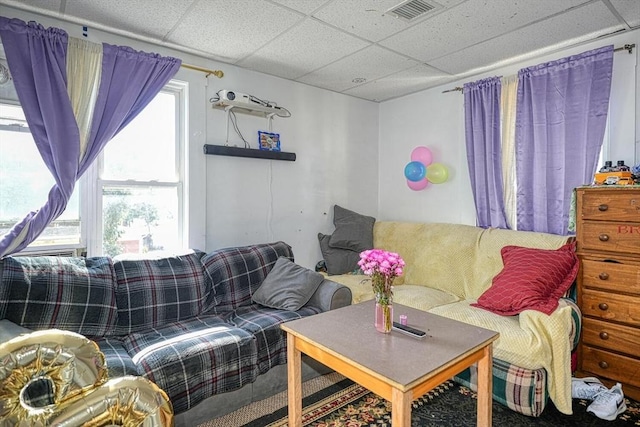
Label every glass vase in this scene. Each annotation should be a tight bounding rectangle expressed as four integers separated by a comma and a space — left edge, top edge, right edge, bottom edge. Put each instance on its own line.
374, 293, 393, 334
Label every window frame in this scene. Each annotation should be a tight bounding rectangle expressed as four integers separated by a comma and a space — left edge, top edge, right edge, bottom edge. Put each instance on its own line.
0, 80, 187, 256
87, 80, 187, 256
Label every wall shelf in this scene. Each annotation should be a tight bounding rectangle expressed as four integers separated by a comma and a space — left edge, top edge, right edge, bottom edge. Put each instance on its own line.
203, 145, 296, 161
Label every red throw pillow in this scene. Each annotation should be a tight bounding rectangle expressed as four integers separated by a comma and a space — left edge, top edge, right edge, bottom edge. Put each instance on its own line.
471, 242, 579, 316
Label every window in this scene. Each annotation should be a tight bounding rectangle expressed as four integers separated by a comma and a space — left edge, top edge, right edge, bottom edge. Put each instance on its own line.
95, 82, 186, 257
0, 103, 81, 248
0, 80, 186, 257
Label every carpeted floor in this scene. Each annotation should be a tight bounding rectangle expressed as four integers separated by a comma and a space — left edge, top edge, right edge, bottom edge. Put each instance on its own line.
199, 373, 640, 427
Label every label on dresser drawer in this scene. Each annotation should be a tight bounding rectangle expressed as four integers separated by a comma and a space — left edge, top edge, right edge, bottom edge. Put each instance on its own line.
582, 317, 640, 356
581, 222, 640, 254
581, 190, 640, 221
581, 345, 640, 388
582, 259, 640, 294
581, 289, 640, 327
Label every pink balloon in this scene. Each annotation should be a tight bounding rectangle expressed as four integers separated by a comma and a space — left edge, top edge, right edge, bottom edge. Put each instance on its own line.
411, 146, 433, 166
407, 178, 429, 191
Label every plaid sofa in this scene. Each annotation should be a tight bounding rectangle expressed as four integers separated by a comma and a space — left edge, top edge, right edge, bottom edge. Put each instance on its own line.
0, 242, 351, 418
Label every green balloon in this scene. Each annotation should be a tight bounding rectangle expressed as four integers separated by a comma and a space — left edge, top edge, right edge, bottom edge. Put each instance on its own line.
426, 163, 449, 184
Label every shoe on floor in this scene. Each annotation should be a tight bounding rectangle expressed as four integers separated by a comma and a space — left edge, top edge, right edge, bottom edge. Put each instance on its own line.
572, 376, 607, 400
587, 383, 627, 421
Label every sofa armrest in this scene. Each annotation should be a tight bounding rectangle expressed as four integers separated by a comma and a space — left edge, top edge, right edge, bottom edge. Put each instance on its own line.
561, 297, 582, 351
305, 279, 352, 312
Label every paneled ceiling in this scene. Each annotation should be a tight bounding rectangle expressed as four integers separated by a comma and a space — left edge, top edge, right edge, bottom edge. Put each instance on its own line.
0, 0, 638, 102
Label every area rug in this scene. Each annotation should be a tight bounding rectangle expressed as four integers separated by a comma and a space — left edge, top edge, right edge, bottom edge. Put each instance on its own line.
199, 374, 640, 427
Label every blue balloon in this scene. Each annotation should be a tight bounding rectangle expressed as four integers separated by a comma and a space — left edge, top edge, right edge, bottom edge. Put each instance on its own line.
404, 161, 426, 182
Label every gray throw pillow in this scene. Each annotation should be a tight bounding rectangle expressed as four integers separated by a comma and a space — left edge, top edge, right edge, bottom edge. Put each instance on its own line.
328, 205, 375, 252
318, 233, 361, 275
252, 257, 325, 311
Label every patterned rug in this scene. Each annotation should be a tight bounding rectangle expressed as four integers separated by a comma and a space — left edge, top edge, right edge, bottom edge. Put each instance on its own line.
200, 374, 640, 427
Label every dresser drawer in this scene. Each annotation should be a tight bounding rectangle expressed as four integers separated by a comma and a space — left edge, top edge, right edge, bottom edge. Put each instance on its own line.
581, 289, 640, 327
581, 259, 640, 294
582, 317, 640, 357
581, 345, 640, 389
580, 222, 640, 255
581, 190, 640, 221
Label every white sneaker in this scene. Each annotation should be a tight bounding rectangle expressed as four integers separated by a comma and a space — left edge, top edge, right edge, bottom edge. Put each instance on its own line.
587, 383, 627, 421
572, 376, 607, 400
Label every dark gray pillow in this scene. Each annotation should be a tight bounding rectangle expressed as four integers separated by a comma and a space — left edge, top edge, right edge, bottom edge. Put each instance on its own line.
328, 205, 375, 252
318, 233, 361, 275
252, 257, 324, 311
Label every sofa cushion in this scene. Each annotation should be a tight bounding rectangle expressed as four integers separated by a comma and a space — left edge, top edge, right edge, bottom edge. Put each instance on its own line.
122, 315, 257, 414
472, 243, 579, 316
113, 251, 206, 335
318, 233, 361, 275
0, 256, 117, 337
252, 257, 324, 311
328, 205, 375, 252
392, 285, 461, 311
201, 241, 294, 314
429, 298, 575, 414
93, 337, 139, 378
224, 304, 322, 375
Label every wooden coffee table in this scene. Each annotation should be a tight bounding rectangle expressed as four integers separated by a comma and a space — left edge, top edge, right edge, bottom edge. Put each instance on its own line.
281, 300, 499, 426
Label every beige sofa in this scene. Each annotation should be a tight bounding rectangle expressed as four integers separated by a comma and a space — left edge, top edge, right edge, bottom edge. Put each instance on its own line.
327, 222, 581, 417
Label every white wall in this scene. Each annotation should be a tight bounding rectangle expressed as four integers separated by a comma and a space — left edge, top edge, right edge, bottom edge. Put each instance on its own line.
0, 6, 379, 269
379, 29, 639, 225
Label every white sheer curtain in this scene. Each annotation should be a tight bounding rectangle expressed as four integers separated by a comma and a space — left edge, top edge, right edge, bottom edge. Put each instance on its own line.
500, 75, 518, 229
66, 37, 102, 161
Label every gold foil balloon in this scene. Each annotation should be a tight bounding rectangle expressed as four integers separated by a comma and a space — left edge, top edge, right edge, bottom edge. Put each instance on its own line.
49, 376, 174, 427
0, 330, 107, 426
0, 330, 173, 426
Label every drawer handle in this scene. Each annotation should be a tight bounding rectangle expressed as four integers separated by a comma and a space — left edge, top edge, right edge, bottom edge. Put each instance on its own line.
598, 303, 609, 311
598, 204, 609, 212
599, 331, 609, 340
599, 361, 609, 369
598, 272, 609, 280
599, 234, 610, 242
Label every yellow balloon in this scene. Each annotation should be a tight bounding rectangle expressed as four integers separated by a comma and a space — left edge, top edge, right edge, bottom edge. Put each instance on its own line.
426, 163, 449, 184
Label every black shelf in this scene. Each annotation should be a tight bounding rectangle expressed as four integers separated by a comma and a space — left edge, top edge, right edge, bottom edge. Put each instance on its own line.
203, 145, 296, 161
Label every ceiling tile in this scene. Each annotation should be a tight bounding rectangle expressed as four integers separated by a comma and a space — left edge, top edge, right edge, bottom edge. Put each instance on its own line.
64, 0, 194, 40
609, 0, 640, 29
237, 18, 369, 80
344, 64, 452, 101
313, 0, 427, 42
297, 45, 419, 92
269, 0, 332, 15
312, 0, 465, 42
380, 0, 590, 61
429, 1, 623, 75
167, 0, 303, 62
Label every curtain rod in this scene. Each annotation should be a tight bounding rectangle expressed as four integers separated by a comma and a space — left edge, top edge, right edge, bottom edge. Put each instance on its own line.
181, 63, 224, 78
442, 43, 635, 94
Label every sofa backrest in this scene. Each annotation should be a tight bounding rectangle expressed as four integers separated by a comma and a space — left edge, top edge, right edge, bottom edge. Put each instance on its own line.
200, 241, 294, 314
0, 256, 117, 337
373, 222, 570, 299
113, 251, 206, 335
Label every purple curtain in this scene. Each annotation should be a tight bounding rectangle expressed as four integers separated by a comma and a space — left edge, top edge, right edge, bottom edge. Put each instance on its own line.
515, 46, 613, 235
0, 17, 181, 256
463, 77, 508, 229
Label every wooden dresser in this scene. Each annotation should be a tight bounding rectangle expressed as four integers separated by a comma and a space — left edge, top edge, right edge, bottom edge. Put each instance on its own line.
575, 186, 640, 401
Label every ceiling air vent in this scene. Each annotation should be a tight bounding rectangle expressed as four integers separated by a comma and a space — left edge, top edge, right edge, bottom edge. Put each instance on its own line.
386, 0, 437, 22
